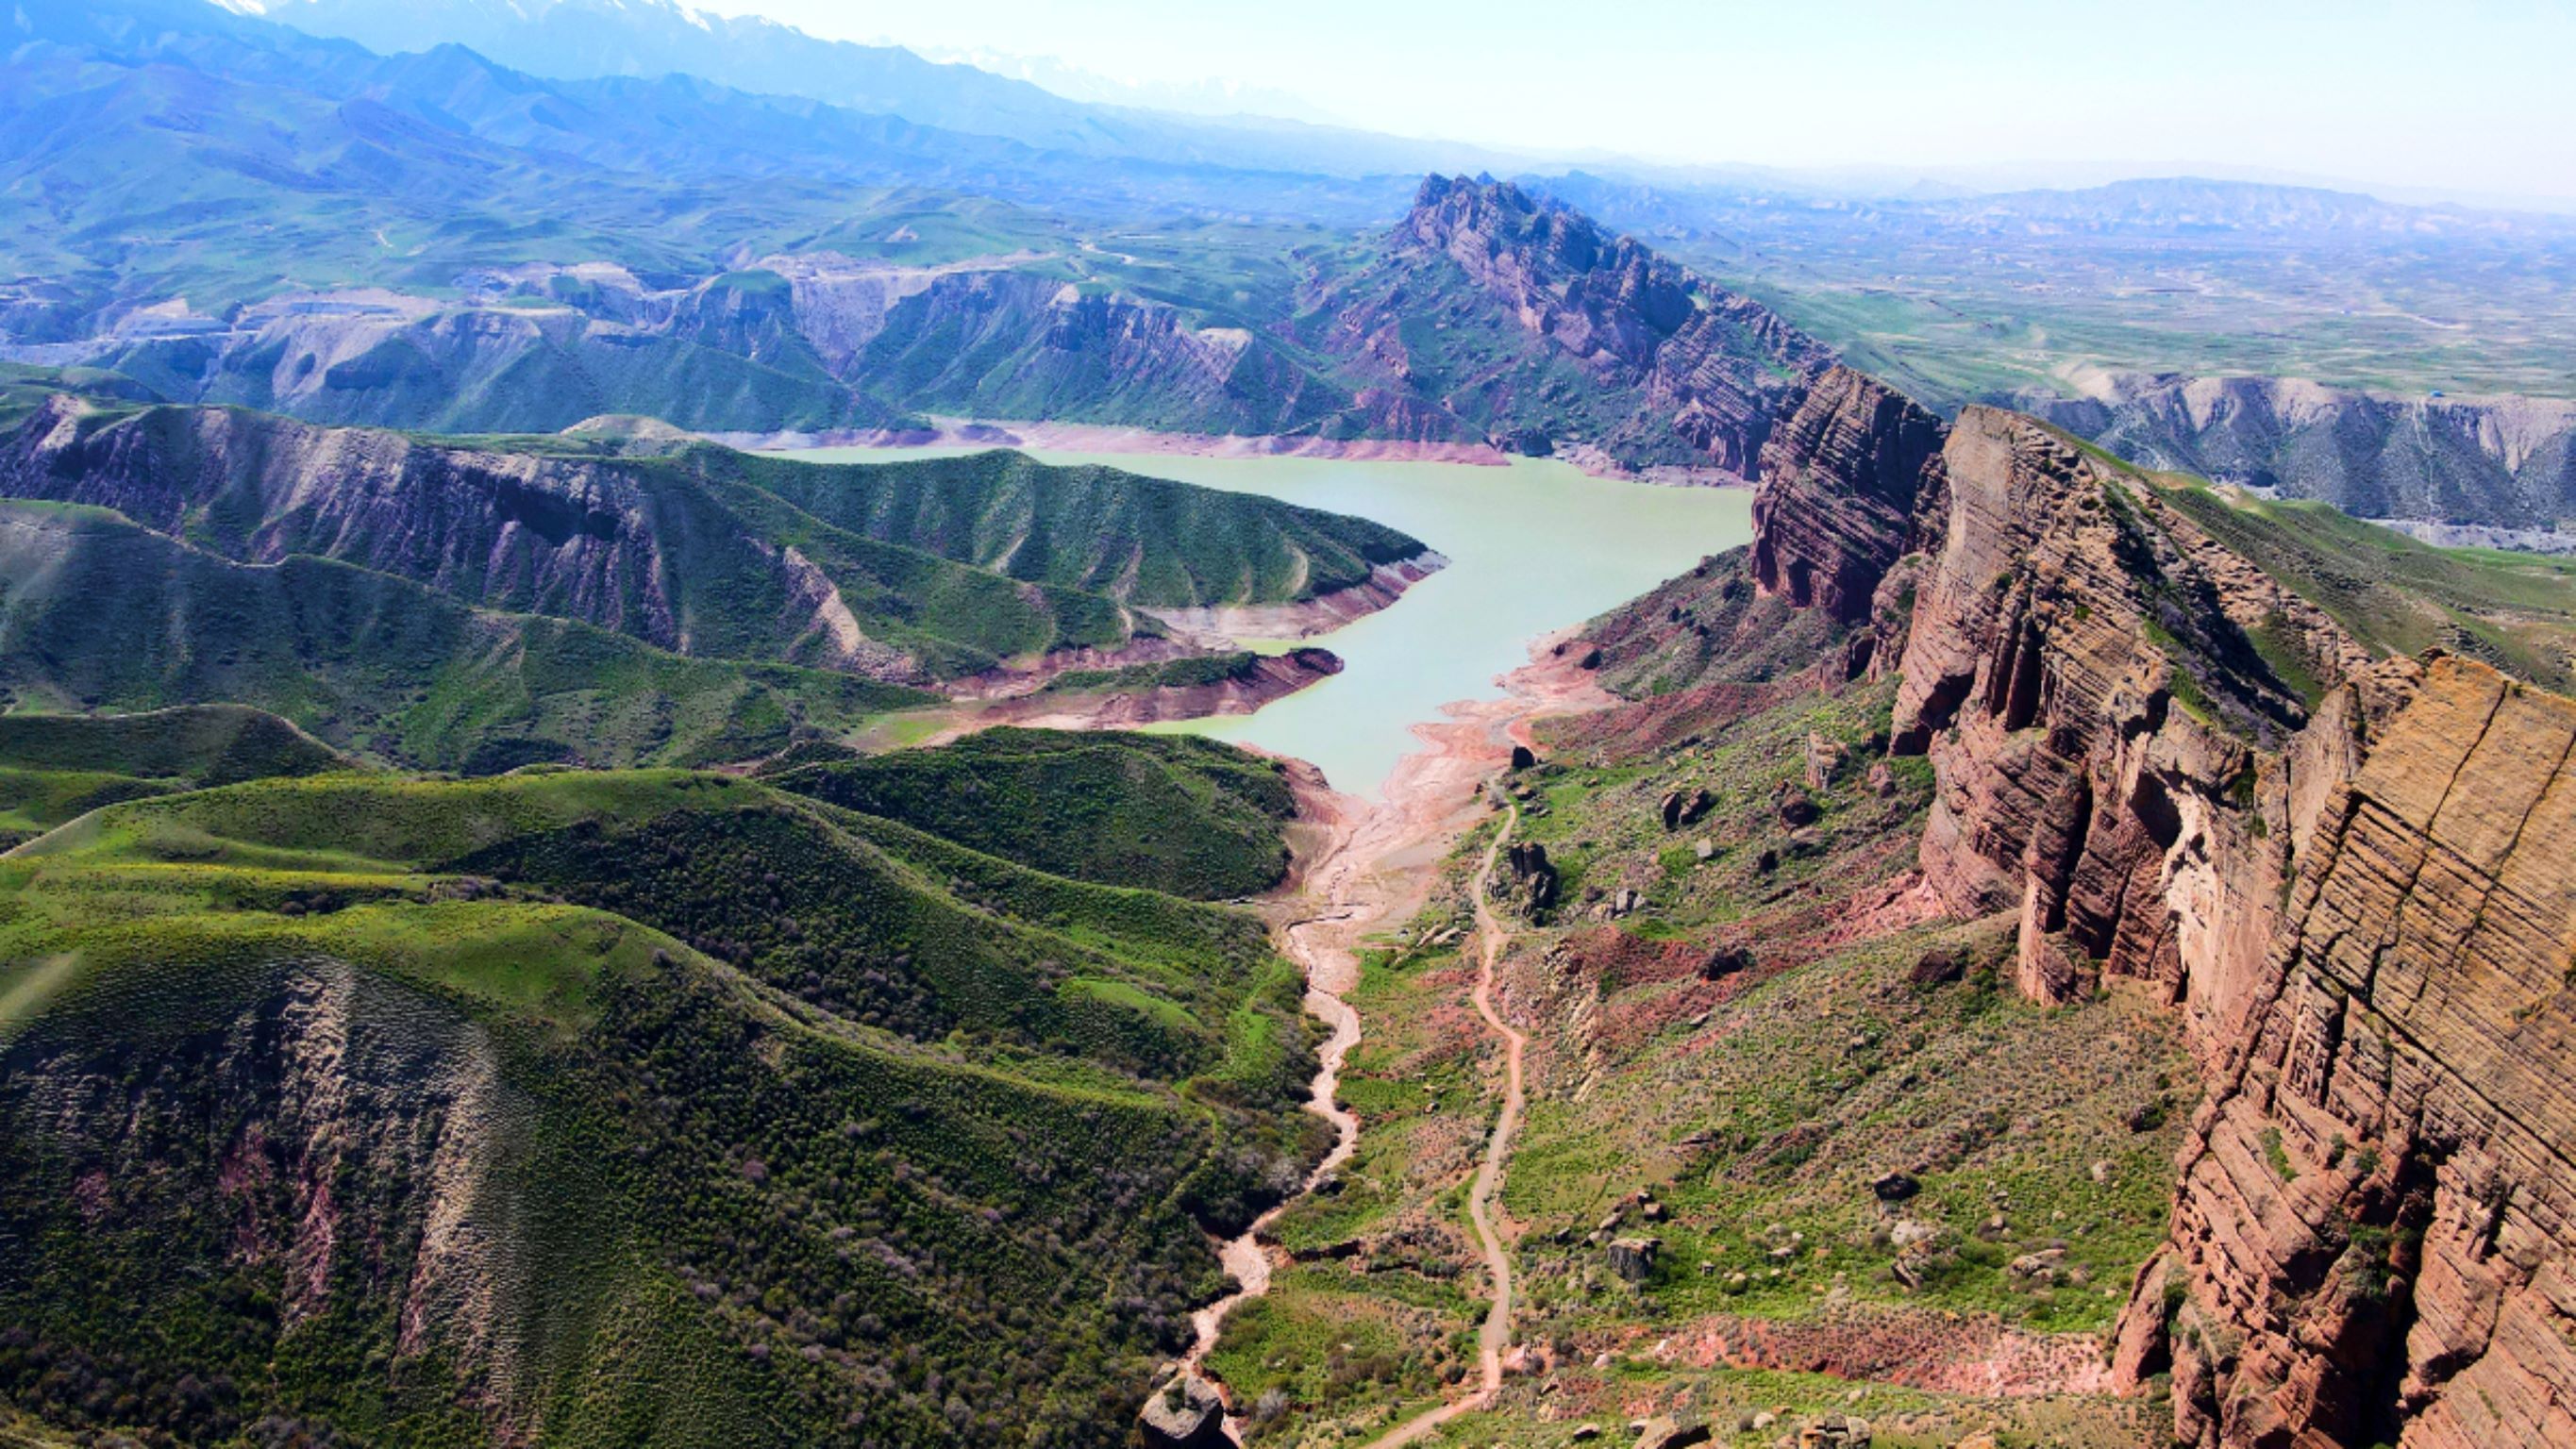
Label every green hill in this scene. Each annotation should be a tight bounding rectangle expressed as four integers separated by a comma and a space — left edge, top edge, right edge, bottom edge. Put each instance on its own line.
0, 705, 351, 849
0, 751, 1321, 1447
774, 727, 1299, 900
0, 501, 931, 773
0, 397, 1428, 683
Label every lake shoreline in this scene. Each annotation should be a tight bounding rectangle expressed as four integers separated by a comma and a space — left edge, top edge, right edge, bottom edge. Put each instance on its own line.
734, 418, 1755, 488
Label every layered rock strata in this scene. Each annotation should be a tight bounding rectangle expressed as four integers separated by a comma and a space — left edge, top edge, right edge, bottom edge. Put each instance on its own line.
1738, 378, 2576, 1447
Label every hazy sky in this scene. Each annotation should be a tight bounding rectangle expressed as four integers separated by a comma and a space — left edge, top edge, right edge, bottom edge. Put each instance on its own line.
697, 0, 2576, 206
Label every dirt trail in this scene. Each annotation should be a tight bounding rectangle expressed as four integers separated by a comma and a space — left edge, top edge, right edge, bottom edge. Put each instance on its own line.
1356, 803, 1530, 1449
1178, 632, 1610, 1444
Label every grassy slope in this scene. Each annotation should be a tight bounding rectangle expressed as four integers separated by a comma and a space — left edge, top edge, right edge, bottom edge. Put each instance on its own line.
0, 753, 1323, 1447
0, 705, 348, 848
5, 399, 1426, 680
774, 727, 1298, 901
0, 500, 931, 772
722, 447, 1427, 608
2150, 477, 2576, 692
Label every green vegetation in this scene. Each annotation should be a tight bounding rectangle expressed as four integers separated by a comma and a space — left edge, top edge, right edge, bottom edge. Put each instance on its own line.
0, 502, 932, 773
1040, 652, 1271, 694
5, 397, 1423, 684
0, 706, 350, 849
776, 727, 1297, 900
1228, 596, 2178, 1447
2151, 480, 2576, 692
0, 705, 344, 786
726, 448, 1424, 609
0, 739, 1323, 1446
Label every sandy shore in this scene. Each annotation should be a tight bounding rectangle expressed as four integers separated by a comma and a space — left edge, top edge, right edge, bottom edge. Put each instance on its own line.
723, 418, 1756, 489
719, 417, 1512, 466
1178, 629, 1614, 1438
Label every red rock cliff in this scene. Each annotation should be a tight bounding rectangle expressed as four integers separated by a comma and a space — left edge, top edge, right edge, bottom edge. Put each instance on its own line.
2117, 658, 2576, 1449
1741, 391, 2576, 1448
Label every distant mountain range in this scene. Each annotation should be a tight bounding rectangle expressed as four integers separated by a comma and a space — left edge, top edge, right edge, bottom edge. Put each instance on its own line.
238, 0, 1531, 180
5, 0, 2571, 534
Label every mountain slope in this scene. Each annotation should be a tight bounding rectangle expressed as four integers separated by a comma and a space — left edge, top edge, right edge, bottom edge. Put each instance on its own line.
0, 704, 347, 847
249, 0, 1514, 180
1303, 175, 1837, 474
2013, 370, 2576, 532
0, 395, 1429, 682
0, 751, 1322, 1446
0, 499, 931, 771
1517, 347, 2576, 1449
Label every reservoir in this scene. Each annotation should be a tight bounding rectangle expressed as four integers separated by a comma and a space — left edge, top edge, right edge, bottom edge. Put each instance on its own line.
774, 448, 1755, 797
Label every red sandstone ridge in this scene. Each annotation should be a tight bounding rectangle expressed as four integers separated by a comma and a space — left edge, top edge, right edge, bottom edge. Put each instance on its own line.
1748, 365, 1949, 626
1735, 380, 2576, 1448
1307, 175, 1837, 477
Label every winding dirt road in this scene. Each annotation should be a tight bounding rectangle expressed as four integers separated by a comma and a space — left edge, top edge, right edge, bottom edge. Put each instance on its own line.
1176, 635, 1611, 1444
1357, 803, 1530, 1449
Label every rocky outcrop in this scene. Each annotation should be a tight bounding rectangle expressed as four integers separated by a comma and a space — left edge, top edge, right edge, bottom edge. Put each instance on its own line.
1500, 841, 1561, 918
2113, 658, 2576, 1449
1139, 1369, 1231, 1449
1727, 370, 2576, 1447
1888, 408, 2407, 1040
1749, 366, 1949, 624
1313, 176, 1835, 475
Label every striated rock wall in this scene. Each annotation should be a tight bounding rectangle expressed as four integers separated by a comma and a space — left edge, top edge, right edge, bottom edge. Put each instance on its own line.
2114, 658, 2576, 1449
1736, 375, 2576, 1447
1885, 408, 2410, 1043
1748, 365, 1949, 626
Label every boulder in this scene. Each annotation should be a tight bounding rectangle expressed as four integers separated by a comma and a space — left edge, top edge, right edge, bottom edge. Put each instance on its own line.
1606, 1235, 1662, 1283
1138, 1369, 1229, 1449
1797, 1415, 1871, 1448
1630, 1414, 1709, 1449
1692, 837, 1716, 860
1907, 946, 1966, 987
1659, 787, 1714, 830
1510, 743, 1538, 771
1773, 780, 1820, 826
1699, 944, 1753, 980
1871, 1172, 1920, 1203
1803, 732, 1847, 791
1865, 759, 1898, 796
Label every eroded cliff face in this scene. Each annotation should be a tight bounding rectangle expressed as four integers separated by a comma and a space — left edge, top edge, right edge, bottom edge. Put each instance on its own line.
2122, 660, 2576, 1449
1887, 408, 2403, 1038
1748, 365, 1948, 627
1741, 388, 2576, 1448
2017, 370, 2576, 532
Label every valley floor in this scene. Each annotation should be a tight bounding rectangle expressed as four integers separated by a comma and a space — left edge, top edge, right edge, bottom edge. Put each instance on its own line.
1195, 625, 2173, 1449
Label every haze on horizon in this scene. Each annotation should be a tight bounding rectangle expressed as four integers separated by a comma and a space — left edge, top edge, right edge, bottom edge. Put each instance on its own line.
697, 0, 2576, 208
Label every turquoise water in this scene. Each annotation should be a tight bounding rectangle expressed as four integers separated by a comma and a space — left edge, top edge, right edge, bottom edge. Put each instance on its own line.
778, 447, 1755, 798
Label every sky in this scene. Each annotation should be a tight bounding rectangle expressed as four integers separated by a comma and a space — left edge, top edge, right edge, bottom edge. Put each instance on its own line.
695, 0, 2576, 208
